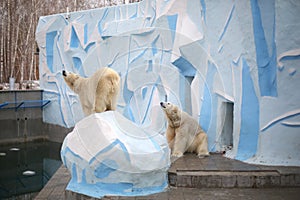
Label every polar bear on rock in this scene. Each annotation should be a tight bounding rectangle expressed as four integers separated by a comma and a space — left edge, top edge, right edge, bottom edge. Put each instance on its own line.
62, 67, 120, 116
160, 102, 209, 158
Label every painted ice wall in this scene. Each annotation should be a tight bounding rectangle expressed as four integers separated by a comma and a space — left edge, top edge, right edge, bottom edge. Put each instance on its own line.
36, 0, 300, 166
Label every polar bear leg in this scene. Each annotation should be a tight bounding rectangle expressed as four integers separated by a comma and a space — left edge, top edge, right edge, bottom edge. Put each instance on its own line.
196, 133, 210, 158
104, 94, 117, 111
110, 92, 118, 110
94, 75, 119, 112
166, 126, 175, 152
172, 129, 187, 157
83, 106, 93, 116
94, 77, 110, 113
94, 98, 107, 113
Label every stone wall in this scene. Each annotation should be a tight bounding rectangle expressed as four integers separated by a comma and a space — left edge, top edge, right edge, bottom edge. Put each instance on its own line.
0, 90, 71, 144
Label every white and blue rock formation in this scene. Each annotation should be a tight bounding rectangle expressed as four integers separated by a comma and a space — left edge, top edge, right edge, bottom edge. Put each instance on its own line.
61, 111, 170, 198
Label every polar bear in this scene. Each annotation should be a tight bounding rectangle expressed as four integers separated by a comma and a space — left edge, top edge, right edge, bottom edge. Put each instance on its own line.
62, 67, 120, 116
160, 102, 209, 158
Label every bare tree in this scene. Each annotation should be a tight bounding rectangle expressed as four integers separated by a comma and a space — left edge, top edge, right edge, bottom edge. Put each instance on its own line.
0, 1, 5, 83
0, 0, 140, 89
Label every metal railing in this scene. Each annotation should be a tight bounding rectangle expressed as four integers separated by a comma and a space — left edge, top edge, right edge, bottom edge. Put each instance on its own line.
0, 100, 50, 110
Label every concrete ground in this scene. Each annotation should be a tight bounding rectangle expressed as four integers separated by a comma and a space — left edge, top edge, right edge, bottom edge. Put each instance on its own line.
35, 153, 300, 200
99, 187, 300, 200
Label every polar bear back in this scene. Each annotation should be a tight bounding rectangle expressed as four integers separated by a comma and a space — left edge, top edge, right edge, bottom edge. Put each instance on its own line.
66, 67, 120, 116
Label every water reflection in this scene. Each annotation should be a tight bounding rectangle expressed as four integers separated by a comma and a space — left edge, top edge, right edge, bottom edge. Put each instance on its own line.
0, 141, 62, 199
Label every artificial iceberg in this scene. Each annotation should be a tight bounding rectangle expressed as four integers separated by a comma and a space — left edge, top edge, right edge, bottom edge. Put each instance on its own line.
61, 111, 170, 198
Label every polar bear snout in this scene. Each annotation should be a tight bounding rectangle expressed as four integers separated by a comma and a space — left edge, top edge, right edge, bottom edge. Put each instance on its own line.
160, 102, 172, 109
160, 102, 166, 108
62, 70, 67, 77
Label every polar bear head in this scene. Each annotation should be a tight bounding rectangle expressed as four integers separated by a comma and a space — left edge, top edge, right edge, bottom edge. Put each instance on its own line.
160, 102, 181, 127
62, 70, 80, 91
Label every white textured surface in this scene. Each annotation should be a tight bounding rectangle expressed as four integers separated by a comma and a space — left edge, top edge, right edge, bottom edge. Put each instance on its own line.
36, 0, 300, 167
61, 111, 170, 197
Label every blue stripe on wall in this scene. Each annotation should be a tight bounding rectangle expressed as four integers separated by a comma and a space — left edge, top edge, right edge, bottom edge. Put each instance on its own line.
123, 73, 135, 122
84, 24, 88, 45
167, 14, 177, 42
172, 57, 196, 77
236, 58, 259, 161
199, 83, 211, 133
200, 0, 206, 24
70, 26, 80, 48
90, 139, 130, 164
95, 159, 118, 179
46, 31, 57, 73
172, 56, 197, 111
250, 0, 277, 97
199, 61, 215, 133
72, 57, 85, 76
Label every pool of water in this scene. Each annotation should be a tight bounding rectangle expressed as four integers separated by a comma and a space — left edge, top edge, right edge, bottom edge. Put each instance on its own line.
0, 140, 62, 199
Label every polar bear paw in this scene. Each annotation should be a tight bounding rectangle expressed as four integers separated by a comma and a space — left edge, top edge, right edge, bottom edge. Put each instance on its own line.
172, 152, 184, 158
198, 153, 209, 159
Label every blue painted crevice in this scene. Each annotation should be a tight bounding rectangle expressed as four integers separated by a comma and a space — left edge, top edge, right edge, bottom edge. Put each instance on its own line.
61, 146, 83, 166
167, 14, 177, 41
200, 0, 206, 24
45, 31, 57, 73
236, 59, 259, 161
199, 61, 215, 133
172, 57, 196, 111
124, 105, 136, 123
172, 57, 196, 77
179, 76, 186, 112
70, 26, 80, 48
71, 163, 78, 179
142, 87, 148, 99
261, 110, 300, 132
84, 24, 88, 44
281, 123, 300, 128
280, 55, 300, 62
84, 42, 96, 52
97, 8, 109, 35
218, 4, 235, 42
141, 80, 159, 125
151, 37, 159, 56
129, 48, 147, 64
95, 159, 118, 179
250, 0, 277, 97
72, 57, 85, 77
147, 60, 153, 72
90, 139, 131, 163
123, 72, 135, 122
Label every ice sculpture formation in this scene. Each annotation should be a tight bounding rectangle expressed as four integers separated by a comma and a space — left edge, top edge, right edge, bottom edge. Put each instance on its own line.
61, 111, 170, 198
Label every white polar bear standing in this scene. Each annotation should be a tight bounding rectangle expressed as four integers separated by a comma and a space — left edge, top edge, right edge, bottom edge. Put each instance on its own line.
160, 102, 209, 158
62, 67, 120, 116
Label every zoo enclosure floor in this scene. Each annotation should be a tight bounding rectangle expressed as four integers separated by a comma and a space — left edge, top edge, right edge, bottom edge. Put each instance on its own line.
35, 153, 300, 200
